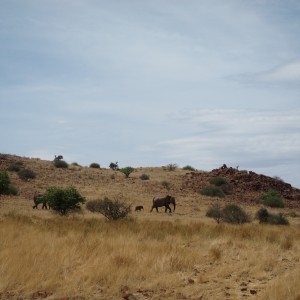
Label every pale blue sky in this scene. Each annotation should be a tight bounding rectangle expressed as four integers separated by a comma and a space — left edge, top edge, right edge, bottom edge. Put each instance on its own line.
1, 1, 300, 187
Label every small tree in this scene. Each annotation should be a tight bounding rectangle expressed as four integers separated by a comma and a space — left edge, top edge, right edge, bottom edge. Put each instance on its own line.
119, 167, 134, 178
44, 186, 85, 215
260, 189, 284, 208
109, 162, 119, 170
86, 198, 131, 220
165, 163, 178, 171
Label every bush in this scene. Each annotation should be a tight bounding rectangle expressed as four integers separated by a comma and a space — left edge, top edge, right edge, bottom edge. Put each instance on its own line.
119, 167, 134, 178
0, 171, 18, 195
267, 213, 289, 225
200, 185, 225, 198
109, 162, 119, 170
206, 204, 222, 223
209, 176, 228, 186
182, 165, 196, 171
221, 204, 250, 224
256, 208, 270, 223
53, 159, 69, 168
256, 208, 289, 225
7, 162, 23, 172
89, 163, 100, 169
17, 168, 36, 180
0, 171, 11, 194
140, 174, 150, 180
86, 198, 131, 220
260, 189, 284, 208
43, 186, 85, 215
165, 163, 178, 171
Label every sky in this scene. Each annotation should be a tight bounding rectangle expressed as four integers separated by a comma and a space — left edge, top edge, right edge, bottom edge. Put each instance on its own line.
1, 0, 300, 188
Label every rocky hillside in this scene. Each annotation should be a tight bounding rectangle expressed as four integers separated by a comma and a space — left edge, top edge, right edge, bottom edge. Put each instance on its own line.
183, 164, 300, 208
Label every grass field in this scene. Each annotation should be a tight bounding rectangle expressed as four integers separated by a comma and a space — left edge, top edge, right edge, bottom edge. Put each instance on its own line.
0, 155, 300, 299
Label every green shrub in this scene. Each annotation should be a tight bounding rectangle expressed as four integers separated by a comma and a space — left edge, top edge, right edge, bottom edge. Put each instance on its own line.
53, 159, 69, 168
17, 168, 36, 180
256, 208, 270, 223
0, 171, 10, 194
200, 185, 225, 198
86, 198, 131, 220
260, 189, 284, 208
209, 176, 228, 186
256, 208, 289, 225
109, 162, 119, 170
0, 171, 18, 195
267, 213, 289, 225
140, 173, 150, 180
119, 167, 134, 178
89, 162, 100, 169
7, 162, 23, 172
206, 204, 222, 223
221, 204, 250, 224
43, 186, 85, 215
182, 165, 196, 171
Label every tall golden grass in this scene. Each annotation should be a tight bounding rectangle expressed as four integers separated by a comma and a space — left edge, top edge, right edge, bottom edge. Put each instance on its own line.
1, 213, 299, 299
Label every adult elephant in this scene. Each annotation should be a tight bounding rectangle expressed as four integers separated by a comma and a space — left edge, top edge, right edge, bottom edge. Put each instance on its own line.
32, 191, 48, 209
151, 195, 176, 213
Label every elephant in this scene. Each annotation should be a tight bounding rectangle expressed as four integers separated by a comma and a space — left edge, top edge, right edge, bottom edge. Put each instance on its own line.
151, 195, 176, 213
32, 192, 48, 209
135, 205, 144, 211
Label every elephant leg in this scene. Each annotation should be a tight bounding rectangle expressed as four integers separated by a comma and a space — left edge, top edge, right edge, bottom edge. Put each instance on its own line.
165, 205, 171, 213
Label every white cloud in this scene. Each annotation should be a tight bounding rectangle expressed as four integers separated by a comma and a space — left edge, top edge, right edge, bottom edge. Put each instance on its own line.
145, 109, 300, 173
1, 1, 300, 187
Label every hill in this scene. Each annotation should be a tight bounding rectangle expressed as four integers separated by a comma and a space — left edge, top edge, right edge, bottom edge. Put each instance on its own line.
1, 153, 299, 214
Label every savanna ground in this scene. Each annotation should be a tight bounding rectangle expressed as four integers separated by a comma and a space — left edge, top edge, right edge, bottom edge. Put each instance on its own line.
0, 155, 300, 300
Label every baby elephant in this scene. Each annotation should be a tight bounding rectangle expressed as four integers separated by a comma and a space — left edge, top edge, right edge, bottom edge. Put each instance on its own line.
135, 205, 144, 212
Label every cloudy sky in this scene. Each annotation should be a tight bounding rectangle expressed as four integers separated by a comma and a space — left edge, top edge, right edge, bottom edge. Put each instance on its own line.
1, 0, 300, 187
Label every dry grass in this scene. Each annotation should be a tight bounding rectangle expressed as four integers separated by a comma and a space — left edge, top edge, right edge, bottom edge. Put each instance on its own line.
0, 213, 300, 299
1, 155, 300, 299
